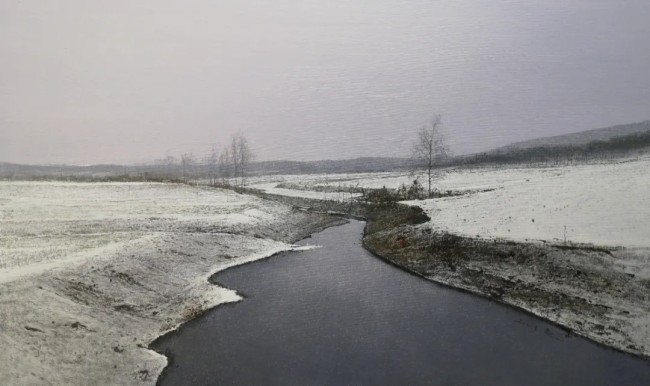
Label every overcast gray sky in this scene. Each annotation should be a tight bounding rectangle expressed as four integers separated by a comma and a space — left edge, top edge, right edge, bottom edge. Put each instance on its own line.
1, 1, 649, 165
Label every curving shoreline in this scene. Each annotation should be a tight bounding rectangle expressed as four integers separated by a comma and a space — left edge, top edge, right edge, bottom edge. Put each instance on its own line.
151, 219, 650, 385
0, 182, 343, 386
362, 214, 650, 360
251, 190, 650, 361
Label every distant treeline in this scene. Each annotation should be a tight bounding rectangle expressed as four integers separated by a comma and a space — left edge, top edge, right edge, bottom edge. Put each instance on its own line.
0, 157, 419, 181
2, 130, 649, 181
454, 130, 650, 166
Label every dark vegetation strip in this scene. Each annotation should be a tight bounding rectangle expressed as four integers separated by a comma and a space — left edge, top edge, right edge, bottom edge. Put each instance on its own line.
456, 129, 650, 166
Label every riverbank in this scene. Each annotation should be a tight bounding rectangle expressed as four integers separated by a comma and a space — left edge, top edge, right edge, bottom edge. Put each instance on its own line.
0, 182, 343, 385
252, 190, 650, 360
189, 158, 650, 362
153, 219, 650, 386
362, 213, 650, 360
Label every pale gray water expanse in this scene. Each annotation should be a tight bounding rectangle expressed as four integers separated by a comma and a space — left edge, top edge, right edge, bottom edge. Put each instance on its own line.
153, 221, 650, 385
1, 1, 649, 164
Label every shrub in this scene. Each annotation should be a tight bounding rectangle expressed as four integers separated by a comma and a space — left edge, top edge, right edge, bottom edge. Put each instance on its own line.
396, 178, 427, 200
363, 186, 400, 207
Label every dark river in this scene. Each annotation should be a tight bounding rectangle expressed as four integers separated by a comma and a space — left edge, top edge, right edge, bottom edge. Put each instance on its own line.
153, 220, 650, 385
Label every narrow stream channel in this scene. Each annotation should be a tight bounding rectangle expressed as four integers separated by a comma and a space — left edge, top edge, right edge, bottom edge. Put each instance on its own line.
153, 220, 650, 385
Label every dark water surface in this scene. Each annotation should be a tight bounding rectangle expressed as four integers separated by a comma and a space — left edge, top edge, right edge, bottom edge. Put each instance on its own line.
153, 220, 650, 385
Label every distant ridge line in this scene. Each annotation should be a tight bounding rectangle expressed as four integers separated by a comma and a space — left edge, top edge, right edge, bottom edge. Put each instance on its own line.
2, 120, 649, 177
497, 120, 650, 152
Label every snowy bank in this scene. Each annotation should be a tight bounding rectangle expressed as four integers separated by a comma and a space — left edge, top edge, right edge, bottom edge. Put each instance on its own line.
404, 156, 650, 249
0, 182, 338, 385
249, 156, 650, 249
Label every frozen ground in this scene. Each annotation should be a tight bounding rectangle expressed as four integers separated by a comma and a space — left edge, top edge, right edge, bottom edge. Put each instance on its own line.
0, 181, 337, 385
251, 155, 650, 249
406, 157, 650, 248
0, 182, 289, 276
248, 171, 417, 195
251, 181, 362, 202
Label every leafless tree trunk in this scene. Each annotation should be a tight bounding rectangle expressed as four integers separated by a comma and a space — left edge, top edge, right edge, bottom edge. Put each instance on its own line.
207, 145, 219, 185
218, 147, 231, 183
235, 134, 254, 188
412, 114, 447, 197
180, 153, 195, 183
163, 155, 177, 180
224, 133, 254, 188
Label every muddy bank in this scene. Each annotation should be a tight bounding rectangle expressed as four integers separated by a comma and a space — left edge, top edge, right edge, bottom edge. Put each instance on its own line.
364, 223, 650, 359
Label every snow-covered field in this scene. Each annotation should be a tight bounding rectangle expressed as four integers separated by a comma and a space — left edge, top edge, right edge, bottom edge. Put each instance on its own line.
408, 157, 650, 248
0, 181, 330, 385
252, 181, 362, 202
0, 182, 295, 282
248, 171, 418, 194
251, 155, 650, 249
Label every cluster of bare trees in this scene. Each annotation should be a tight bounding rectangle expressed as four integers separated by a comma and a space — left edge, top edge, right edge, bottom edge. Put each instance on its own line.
154, 132, 254, 187
218, 133, 254, 188
151, 117, 445, 195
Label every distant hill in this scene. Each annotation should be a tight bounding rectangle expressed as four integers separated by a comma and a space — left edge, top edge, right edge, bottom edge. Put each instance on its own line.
457, 120, 650, 166
0, 162, 127, 179
496, 120, 650, 152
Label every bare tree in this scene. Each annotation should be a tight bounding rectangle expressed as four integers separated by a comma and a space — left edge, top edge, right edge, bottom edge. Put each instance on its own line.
162, 154, 177, 180
228, 133, 254, 188
218, 133, 254, 188
237, 135, 254, 187
229, 136, 240, 185
207, 145, 219, 185
180, 153, 196, 182
412, 114, 448, 197
218, 147, 232, 183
